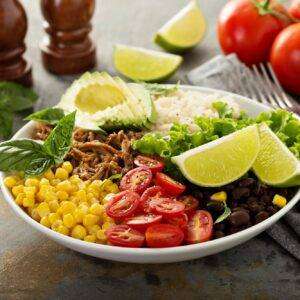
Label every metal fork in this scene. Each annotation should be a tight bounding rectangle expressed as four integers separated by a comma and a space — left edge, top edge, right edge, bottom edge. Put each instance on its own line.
227, 62, 300, 114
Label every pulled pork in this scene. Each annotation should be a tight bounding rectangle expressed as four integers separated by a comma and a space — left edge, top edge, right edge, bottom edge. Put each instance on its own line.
35, 124, 142, 181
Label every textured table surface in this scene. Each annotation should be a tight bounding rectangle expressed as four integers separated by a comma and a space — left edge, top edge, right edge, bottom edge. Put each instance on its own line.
0, 1, 299, 299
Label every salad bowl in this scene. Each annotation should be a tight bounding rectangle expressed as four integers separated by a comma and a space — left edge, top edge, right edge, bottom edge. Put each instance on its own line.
1, 85, 299, 263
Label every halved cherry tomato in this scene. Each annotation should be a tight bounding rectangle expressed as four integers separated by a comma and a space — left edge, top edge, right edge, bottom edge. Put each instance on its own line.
179, 195, 199, 215
106, 190, 140, 220
166, 213, 188, 230
289, 0, 300, 20
186, 210, 213, 244
149, 198, 185, 218
120, 166, 152, 194
125, 214, 162, 232
140, 185, 165, 213
155, 172, 186, 196
145, 224, 184, 248
134, 155, 164, 174
105, 225, 145, 248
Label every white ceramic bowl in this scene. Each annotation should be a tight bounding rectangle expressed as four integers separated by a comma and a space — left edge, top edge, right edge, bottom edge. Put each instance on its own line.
0, 86, 299, 264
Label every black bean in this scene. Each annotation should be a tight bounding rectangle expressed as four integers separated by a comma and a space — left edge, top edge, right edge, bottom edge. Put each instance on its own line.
214, 223, 225, 231
229, 210, 250, 226
232, 187, 250, 200
255, 211, 269, 224
266, 206, 278, 215
214, 231, 225, 239
239, 178, 255, 187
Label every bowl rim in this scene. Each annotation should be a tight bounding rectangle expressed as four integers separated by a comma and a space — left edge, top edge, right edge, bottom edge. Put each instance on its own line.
0, 84, 299, 258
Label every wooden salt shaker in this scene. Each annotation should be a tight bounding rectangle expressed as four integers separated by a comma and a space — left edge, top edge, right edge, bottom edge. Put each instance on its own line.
0, 0, 32, 86
40, 0, 96, 75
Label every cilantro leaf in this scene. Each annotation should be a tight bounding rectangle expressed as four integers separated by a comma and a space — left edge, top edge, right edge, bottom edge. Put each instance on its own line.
212, 101, 233, 118
25, 107, 65, 125
214, 204, 231, 224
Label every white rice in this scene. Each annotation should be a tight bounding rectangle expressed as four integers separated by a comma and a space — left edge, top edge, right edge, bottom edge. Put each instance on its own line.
152, 89, 241, 133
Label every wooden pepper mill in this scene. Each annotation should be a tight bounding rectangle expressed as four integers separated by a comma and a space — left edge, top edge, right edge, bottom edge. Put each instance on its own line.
0, 0, 32, 86
40, 0, 96, 75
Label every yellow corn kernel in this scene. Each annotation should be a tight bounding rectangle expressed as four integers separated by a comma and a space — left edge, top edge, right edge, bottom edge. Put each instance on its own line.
62, 161, 73, 174
84, 234, 96, 243
83, 214, 100, 227
30, 208, 41, 221
63, 213, 76, 228
89, 198, 100, 205
14, 193, 25, 205
51, 220, 63, 231
211, 191, 227, 202
102, 213, 114, 224
78, 203, 89, 213
55, 168, 69, 180
102, 222, 114, 231
87, 224, 101, 235
102, 193, 115, 205
23, 197, 35, 208
74, 189, 87, 203
71, 225, 87, 240
49, 200, 60, 212
273, 194, 287, 208
96, 229, 107, 243
25, 178, 40, 188
69, 175, 81, 184
36, 202, 50, 218
56, 207, 64, 216
56, 225, 69, 235
44, 169, 55, 180
48, 212, 61, 225
57, 190, 69, 201
89, 203, 104, 216
40, 216, 51, 228
51, 179, 61, 186
56, 180, 73, 194
24, 186, 36, 200
4, 176, 18, 188
72, 208, 84, 223
61, 201, 76, 214
44, 191, 58, 203
12, 185, 24, 197
39, 178, 50, 186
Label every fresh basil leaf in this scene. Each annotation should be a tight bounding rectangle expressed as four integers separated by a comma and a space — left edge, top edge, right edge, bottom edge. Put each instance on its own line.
25, 107, 65, 125
0, 109, 13, 139
0, 82, 38, 112
44, 111, 76, 159
214, 204, 231, 224
25, 157, 55, 176
0, 139, 54, 174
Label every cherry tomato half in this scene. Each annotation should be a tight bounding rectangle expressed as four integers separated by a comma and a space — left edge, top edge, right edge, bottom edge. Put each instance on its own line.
179, 195, 199, 215
125, 214, 162, 232
166, 213, 188, 230
120, 166, 152, 194
140, 185, 166, 213
289, 0, 300, 20
149, 198, 185, 218
186, 210, 213, 244
106, 190, 140, 220
145, 224, 184, 248
134, 155, 164, 174
155, 172, 186, 196
105, 225, 145, 248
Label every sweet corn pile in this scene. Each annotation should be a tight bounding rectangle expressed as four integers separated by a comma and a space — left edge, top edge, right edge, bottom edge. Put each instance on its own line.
4, 161, 119, 244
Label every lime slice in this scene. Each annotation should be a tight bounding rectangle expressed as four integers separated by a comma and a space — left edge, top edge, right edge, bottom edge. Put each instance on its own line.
253, 124, 300, 187
113, 45, 182, 82
154, 0, 206, 53
172, 125, 260, 187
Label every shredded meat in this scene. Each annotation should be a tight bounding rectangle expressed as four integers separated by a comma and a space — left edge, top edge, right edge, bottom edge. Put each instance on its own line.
34, 123, 53, 140
35, 124, 143, 180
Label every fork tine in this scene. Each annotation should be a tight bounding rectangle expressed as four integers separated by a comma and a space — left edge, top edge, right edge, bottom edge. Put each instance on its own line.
266, 62, 293, 108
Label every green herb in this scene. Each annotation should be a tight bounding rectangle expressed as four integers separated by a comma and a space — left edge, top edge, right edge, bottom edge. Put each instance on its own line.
0, 82, 38, 139
142, 82, 179, 97
25, 107, 65, 125
212, 101, 233, 118
0, 111, 76, 176
214, 203, 231, 224
108, 173, 122, 181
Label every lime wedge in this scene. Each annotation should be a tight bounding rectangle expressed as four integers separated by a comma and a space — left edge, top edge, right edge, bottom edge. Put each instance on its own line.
113, 45, 182, 82
154, 0, 206, 53
253, 124, 300, 187
172, 125, 260, 187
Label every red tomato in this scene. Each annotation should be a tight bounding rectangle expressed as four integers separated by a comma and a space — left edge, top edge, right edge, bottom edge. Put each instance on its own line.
186, 210, 213, 244
145, 224, 184, 248
178, 195, 199, 215
120, 166, 152, 194
289, 0, 300, 19
134, 155, 164, 174
106, 190, 140, 220
125, 214, 162, 232
155, 172, 186, 196
140, 185, 166, 213
149, 198, 185, 218
105, 225, 145, 248
218, 0, 289, 65
270, 23, 300, 95
166, 213, 188, 230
